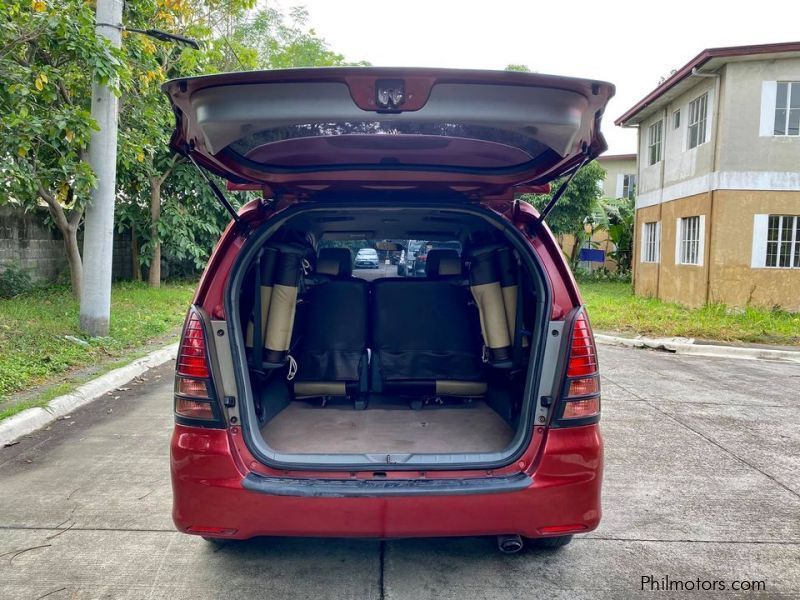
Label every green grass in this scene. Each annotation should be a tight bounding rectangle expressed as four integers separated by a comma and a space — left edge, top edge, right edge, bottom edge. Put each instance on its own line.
580, 281, 800, 346
0, 281, 195, 407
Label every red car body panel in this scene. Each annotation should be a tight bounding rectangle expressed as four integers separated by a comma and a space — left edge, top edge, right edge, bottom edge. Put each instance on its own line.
171, 423, 602, 539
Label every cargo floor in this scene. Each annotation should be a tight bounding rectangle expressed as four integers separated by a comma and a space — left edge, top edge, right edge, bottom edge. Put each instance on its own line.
260, 400, 514, 454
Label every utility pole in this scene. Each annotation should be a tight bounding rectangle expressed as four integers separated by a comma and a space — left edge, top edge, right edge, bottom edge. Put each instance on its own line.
80, 0, 124, 337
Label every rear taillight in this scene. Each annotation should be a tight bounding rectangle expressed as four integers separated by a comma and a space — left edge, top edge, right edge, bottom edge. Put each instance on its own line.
174, 308, 224, 427
555, 308, 601, 426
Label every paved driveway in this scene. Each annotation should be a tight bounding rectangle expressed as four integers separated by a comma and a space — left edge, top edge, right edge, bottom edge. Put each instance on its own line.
1, 346, 798, 599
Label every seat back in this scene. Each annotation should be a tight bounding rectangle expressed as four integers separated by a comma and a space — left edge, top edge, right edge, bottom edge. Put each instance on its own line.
292, 248, 367, 398
371, 278, 484, 394
425, 249, 462, 278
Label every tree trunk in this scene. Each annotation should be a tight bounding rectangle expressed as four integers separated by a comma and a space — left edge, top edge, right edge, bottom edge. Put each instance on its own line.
64, 223, 83, 299
130, 222, 142, 282
148, 177, 161, 288
37, 181, 83, 298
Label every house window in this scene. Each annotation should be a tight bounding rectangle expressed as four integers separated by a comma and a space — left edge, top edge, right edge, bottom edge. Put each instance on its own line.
765, 215, 800, 267
642, 222, 659, 263
678, 216, 702, 265
648, 120, 663, 165
774, 82, 800, 136
622, 174, 636, 199
688, 93, 708, 149
673, 109, 681, 129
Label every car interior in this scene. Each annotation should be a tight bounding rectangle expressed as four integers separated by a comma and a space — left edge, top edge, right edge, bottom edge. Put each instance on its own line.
235, 205, 544, 459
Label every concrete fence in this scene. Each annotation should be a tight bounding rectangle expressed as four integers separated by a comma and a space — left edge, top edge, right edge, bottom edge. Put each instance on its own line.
0, 205, 132, 283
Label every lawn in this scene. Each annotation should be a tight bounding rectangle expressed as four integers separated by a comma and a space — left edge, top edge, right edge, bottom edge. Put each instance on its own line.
580, 280, 800, 346
0, 281, 195, 414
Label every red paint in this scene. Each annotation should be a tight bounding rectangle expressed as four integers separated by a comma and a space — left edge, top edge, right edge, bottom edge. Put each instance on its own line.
171, 424, 602, 539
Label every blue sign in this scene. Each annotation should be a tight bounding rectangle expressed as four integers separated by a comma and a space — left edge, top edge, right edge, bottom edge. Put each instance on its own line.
579, 248, 605, 263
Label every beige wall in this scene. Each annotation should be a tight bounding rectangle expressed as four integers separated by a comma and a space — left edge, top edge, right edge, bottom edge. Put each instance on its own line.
632, 204, 661, 297
708, 190, 800, 311
634, 190, 800, 310
560, 228, 619, 271
597, 157, 637, 199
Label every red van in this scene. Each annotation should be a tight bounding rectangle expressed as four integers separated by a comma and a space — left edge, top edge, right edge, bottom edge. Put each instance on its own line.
164, 68, 612, 553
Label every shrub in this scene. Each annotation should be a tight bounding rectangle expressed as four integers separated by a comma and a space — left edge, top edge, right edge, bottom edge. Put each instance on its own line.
0, 263, 33, 298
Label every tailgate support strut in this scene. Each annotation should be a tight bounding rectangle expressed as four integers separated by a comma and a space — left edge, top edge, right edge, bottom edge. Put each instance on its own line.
186, 152, 242, 226
533, 155, 590, 227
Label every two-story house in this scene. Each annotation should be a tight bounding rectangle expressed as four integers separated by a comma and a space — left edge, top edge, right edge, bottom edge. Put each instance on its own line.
616, 41, 800, 310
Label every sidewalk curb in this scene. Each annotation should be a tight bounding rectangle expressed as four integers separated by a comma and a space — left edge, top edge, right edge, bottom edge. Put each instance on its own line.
595, 334, 800, 363
0, 343, 178, 448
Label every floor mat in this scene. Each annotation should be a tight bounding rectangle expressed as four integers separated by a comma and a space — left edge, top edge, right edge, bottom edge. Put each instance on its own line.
260, 400, 514, 454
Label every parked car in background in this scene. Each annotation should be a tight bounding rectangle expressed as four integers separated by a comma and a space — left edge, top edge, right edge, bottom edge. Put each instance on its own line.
398, 240, 424, 276
354, 247, 380, 269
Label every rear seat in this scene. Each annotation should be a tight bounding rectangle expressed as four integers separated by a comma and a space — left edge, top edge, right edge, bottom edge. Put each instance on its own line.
291, 248, 369, 403
370, 252, 486, 399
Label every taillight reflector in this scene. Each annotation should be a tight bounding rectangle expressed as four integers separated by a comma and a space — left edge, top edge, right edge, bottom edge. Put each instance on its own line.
562, 397, 600, 419
175, 397, 215, 420
567, 376, 599, 397
177, 377, 209, 398
177, 313, 210, 378
566, 315, 597, 377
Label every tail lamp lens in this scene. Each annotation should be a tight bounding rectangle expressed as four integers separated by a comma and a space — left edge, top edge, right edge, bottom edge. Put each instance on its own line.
177, 313, 210, 378
175, 397, 215, 420
174, 309, 222, 426
558, 310, 601, 424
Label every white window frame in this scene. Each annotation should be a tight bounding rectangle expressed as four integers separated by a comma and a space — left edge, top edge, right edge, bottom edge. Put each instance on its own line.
641, 221, 660, 263
675, 215, 705, 266
687, 93, 708, 149
760, 81, 800, 136
672, 109, 681, 130
773, 82, 800, 136
648, 120, 663, 165
622, 174, 636, 199
753, 214, 800, 268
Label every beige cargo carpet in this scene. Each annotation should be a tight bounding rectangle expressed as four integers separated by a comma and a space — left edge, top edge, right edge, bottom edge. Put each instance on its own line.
260, 401, 514, 454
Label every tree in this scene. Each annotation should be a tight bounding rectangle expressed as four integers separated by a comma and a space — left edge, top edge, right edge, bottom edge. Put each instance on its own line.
521, 161, 606, 265
117, 1, 361, 287
0, 0, 126, 298
504, 64, 531, 72
600, 196, 635, 273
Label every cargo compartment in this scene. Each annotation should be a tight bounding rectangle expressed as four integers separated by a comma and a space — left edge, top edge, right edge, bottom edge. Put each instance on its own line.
228, 201, 552, 468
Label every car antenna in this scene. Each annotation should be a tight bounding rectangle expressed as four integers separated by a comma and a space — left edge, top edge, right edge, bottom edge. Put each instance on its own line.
185, 151, 243, 227
533, 153, 591, 228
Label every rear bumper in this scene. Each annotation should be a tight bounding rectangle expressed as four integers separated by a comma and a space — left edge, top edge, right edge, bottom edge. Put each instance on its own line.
170, 424, 603, 540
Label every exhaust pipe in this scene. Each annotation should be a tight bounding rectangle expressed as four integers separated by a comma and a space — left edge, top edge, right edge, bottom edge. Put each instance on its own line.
497, 534, 524, 554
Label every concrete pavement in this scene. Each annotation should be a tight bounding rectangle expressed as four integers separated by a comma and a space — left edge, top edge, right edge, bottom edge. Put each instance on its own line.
1, 346, 799, 599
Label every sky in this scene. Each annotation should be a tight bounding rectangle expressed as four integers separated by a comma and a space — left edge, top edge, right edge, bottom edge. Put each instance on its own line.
279, 0, 800, 155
